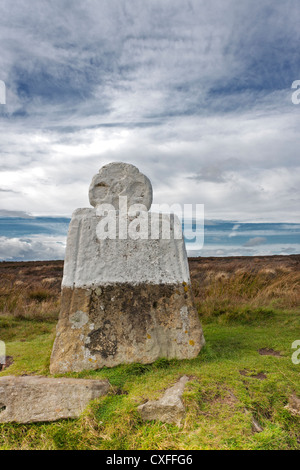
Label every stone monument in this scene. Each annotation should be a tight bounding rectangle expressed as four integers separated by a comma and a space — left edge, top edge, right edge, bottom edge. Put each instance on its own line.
50, 162, 205, 373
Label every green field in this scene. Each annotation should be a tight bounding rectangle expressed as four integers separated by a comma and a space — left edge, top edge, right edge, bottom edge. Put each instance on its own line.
0, 257, 299, 450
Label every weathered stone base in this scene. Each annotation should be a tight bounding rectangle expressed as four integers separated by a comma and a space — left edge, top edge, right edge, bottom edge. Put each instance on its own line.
50, 283, 205, 374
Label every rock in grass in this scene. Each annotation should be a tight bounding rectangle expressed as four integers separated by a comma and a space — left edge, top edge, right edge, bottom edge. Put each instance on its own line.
285, 394, 300, 416
0, 376, 110, 423
137, 376, 189, 427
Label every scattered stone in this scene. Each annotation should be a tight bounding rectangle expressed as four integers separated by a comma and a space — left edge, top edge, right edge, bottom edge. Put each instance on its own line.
258, 348, 282, 357
50, 163, 205, 373
251, 416, 264, 433
244, 408, 263, 433
285, 394, 300, 417
0, 376, 110, 423
137, 376, 189, 427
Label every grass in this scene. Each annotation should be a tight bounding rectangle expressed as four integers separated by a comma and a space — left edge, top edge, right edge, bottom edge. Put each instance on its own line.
0, 257, 299, 450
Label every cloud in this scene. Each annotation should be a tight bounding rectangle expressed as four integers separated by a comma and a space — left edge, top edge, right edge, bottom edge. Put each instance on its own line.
1, 217, 298, 261
243, 237, 266, 247
0, 0, 299, 225
0, 235, 66, 261
188, 158, 245, 183
229, 223, 241, 237
0, 209, 33, 218
187, 241, 300, 257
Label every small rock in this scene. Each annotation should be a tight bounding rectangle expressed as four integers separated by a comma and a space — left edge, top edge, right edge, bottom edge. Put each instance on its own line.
244, 408, 263, 433
0, 376, 110, 423
285, 394, 300, 416
251, 417, 263, 433
137, 376, 189, 427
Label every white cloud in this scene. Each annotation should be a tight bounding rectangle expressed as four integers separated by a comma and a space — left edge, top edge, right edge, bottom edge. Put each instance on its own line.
0, 0, 299, 224
243, 237, 266, 247
0, 235, 66, 261
187, 242, 300, 257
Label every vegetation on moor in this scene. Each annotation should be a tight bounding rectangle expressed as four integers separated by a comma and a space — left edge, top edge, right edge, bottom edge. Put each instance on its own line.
0, 255, 299, 450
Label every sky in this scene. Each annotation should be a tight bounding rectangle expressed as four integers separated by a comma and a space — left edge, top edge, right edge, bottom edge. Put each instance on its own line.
0, 0, 299, 260
0, 217, 300, 260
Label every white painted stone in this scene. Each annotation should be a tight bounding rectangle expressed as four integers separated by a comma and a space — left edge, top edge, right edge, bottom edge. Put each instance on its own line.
62, 209, 190, 288
50, 162, 205, 373
89, 162, 153, 210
